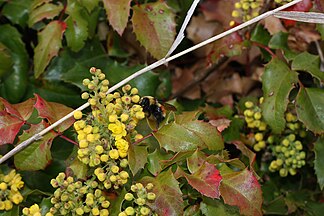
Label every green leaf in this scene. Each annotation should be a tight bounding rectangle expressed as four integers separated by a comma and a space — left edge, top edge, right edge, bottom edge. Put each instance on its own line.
108, 188, 127, 216
132, 2, 176, 59
65, 0, 89, 52
28, 2, 63, 27
147, 149, 170, 176
67, 156, 88, 179
103, 0, 131, 35
34, 21, 66, 78
181, 121, 224, 151
14, 121, 57, 171
291, 52, 324, 82
268, 32, 297, 60
80, 0, 100, 12
141, 169, 184, 216
314, 137, 324, 190
0, 43, 13, 78
2, 0, 32, 27
128, 144, 148, 176
296, 88, 324, 134
261, 58, 298, 133
200, 198, 240, 216
0, 25, 29, 103
154, 122, 206, 152
317, 24, 324, 40
220, 169, 263, 216
251, 24, 271, 45
40, 198, 52, 215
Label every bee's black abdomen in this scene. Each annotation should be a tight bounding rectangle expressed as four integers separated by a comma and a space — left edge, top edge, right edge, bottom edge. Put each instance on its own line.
151, 105, 165, 124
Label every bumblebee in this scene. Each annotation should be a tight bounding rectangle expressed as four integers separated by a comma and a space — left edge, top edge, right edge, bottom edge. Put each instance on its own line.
139, 96, 166, 125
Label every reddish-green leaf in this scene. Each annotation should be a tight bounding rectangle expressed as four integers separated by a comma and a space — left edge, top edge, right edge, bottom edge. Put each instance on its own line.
28, 2, 63, 27
220, 169, 262, 216
292, 52, 324, 82
0, 111, 24, 145
295, 88, 324, 134
67, 156, 88, 179
34, 94, 74, 132
141, 169, 184, 216
132, 2, 176, 59
80, 0, 100, 12
182, 121, 224, 151
34, 21, 66, 78
0, 97, 23, 119
314, 137, 324, 190
65, 0, 89, 52
128, 144, 148, 176
178, 162, 222, 199
231, 141, 256, 168
103, 0, 131, 36
187, 150, 207, 174
14, 121, 57, 170
154, 122, 206, 152
261, 58, 298, 133
12, 98, 36, 121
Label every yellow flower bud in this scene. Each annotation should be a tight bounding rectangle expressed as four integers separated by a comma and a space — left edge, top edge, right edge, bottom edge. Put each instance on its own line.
131, 95, 140, 103
244, 101, 254, 108
109, 114, 118, 122
131, 88, 138, 95
79, 140, 89, 148
232, 10, 240, 18
0, 182, 7, 191
100, 154, 109, 162
111, 165, 119, 174
95, 145, 104, 154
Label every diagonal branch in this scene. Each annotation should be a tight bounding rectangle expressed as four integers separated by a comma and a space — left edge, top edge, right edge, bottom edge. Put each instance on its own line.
0, 0, 303, 165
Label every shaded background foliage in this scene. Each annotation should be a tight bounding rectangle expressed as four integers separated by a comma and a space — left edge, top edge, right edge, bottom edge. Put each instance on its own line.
0, 0, 324, 215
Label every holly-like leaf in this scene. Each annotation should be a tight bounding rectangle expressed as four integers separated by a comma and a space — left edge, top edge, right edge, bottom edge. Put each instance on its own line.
231, 141, 256, 168
200, 198, 240, 216
80, 0, 100, 12
14, 121, 57, 171
0, 43, 13, 78
65, 0, 89, 52
28, 2, 63, 27
141, 169, 184, 216
12, 98, 36, 121
128, 144, 148, 176
34, 94, 74, 132
295, 88, 324, 134
2, 0, 32, 27
268, 32, 297, 61
153, 122, 206, 152
67, 156, 88, 179
182, 120, 224, 151
34, 21, 66, 78
220, 169, 262, 216
178, 162, 222, 199
291, 52, 324, 82
103, 0, 131, 35
261, 58, 298, 133
187, 150, 207, 174
0, 97, 23, 119
132, 2, 176, 59
0, 111, 24, 145
314, 137, 324, 190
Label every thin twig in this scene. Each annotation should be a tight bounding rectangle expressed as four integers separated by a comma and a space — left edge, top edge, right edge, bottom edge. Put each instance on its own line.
0, 0, 302, 165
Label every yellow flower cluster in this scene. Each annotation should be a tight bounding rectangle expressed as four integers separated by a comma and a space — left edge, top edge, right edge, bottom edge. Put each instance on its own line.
74, 67, 145, 167
269, 112, 307, 177
0, 169, 24, 211
94, 163, 129, 190
119, 183, 157, 216
50, 172, 110, 215
230, 0, 263, 26
243, 98, 268, 151
274, 0, 292, 4
22, 204, 53, 216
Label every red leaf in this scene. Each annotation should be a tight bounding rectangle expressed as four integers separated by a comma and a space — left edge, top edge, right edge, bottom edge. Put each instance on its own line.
12, 98, 36, 121
0, 98, 22, 119
0, 111, 24, 145
220, 169, 263, 216
283, 0, 313, 26
34, 94, 74, 132
179, 162, 222, 199
103, 0, 131, 35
